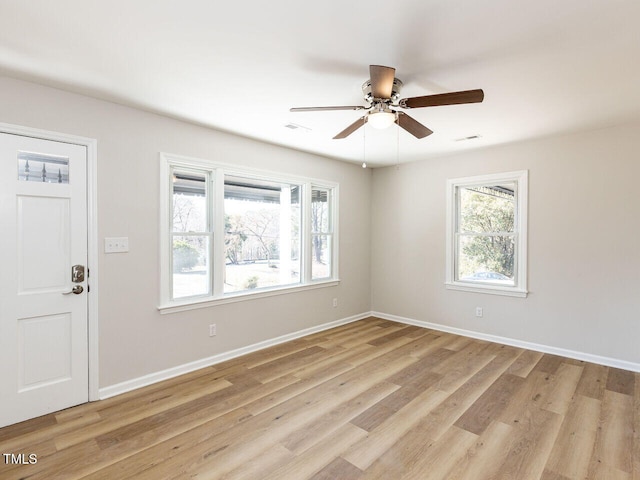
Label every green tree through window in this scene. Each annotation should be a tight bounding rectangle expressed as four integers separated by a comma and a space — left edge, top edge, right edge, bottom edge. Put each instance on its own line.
458, 185, 515, 280
447, 170, 527, 296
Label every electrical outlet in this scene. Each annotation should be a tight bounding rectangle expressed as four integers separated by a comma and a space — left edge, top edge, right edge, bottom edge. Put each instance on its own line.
332, 298, 338, 308
475, 307, 483, 317
209, 324, 217, 337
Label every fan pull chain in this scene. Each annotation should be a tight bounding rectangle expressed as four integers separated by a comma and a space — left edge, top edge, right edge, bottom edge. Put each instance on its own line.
362, 118, 367, 169
396, 111, 400, 170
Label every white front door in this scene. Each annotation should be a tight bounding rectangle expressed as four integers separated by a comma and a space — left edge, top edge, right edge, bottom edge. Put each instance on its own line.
0, 132, 89, 428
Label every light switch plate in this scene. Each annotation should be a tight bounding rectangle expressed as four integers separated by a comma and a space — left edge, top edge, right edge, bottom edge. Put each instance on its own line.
105, 237, 129, 253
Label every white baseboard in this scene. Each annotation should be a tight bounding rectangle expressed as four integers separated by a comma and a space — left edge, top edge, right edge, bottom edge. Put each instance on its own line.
372, 311, 640, 373
99, 312, 369, 400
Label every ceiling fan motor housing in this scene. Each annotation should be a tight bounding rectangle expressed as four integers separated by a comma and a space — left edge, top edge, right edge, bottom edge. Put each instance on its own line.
362, 77, 403, 104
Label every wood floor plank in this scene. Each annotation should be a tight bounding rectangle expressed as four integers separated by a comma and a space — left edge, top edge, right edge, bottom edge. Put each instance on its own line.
387, 352, 520, 451
359, 424, 477, 480
399, 426, 479, 480
498, 363, 581, 425
386, 354, 446, 388
541, 362, 584, 415
343, 334, 420, 368
342, 387, 449, 470
507, 349, 544, 377
576, 362, 609, 400
606, 367, 636, 396
494, 407, 564, 480
533, 353, 566, 374
441, 334, 474, 351
350, 379, 441, 432
393, 330, 441, 356
0, 410, 101, 455
246, 345, 332, 383
319, 324, 389, 349
0, 317, 637, 480
430, 342, 496, 393
367, 325, 424, 346
219, 443, 294, 480
241, 337, 316, 369
279, 381, 399, 454
78, 376, 297, 478
57, 377, 234, 450
589, 389, 634, 475
454, 372, 524, 435
262, 423, 367, 480
308, 457, 363, 480
545, 394, 601, 479
445, 420, 515, 480
81, 408, 252, 480
290, 343, 370, 380
1, 438, 103, 480
541, 469, 574, 480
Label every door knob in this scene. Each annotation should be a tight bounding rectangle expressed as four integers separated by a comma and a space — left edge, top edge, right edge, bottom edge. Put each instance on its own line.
62, 285, 84, 295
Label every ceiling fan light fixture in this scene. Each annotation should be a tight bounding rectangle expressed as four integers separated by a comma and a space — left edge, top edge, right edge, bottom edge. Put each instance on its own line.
367, 109, 396, 129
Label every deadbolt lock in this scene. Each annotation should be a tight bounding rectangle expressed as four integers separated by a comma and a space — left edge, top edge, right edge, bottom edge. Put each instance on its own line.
72, 265, 85, 283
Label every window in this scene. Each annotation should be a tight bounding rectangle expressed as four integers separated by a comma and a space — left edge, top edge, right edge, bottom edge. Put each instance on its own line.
446, 170, 528, 297
311, 187, 333, 280
171, 169, 212, 299
223, 175, 301, 293
160, 154, 338, 310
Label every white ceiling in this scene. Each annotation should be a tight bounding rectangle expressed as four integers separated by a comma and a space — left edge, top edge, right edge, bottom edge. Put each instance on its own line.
1, 0, 639, 167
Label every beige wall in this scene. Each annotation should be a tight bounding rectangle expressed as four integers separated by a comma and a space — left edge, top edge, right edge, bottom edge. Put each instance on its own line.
371, 121, 640, 365
0, 76, 372, 388
2, 74, 638, 391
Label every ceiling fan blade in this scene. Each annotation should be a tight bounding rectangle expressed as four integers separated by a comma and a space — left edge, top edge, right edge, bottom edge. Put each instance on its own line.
369, 65, 396, 99
333, 116, 367, 139
395, 112, 433, 139
290, 105, 365, 112
399, 89, 484, 109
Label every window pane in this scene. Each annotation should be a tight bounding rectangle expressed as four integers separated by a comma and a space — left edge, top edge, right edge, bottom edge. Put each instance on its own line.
458, 184, 515, 233
172, 235, 210, 298
18, 151, 69, 184
457, 234, 515, 285
172, 171, 207, 233
223, 175, 301, 293
312, 234, 331, 280
312, 187, 331, 233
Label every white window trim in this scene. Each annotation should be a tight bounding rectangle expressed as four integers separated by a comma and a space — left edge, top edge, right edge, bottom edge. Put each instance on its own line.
158, 153, 339, 312
445, 170, 528, 298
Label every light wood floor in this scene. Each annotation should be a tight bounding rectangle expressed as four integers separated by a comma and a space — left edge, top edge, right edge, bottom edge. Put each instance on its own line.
0, 317, 638, 479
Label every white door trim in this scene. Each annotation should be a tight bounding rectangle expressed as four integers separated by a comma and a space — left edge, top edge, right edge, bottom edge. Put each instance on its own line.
0, 122, 99, 402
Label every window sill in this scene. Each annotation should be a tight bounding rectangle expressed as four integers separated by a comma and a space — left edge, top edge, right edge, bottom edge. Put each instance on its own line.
158, 279, 340, 314
445, 281, 528, 298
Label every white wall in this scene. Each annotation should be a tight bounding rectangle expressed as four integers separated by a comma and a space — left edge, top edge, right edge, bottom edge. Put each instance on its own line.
371, 121, 640, 366
0, 76, 372, 388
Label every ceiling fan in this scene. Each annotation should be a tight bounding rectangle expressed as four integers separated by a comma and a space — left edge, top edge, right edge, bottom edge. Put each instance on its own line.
290, 65, 484, 140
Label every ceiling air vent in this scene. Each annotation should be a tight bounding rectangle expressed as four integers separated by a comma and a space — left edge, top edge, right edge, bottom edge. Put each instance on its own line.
284, 123, 311, 132
455, 135, 482, 142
